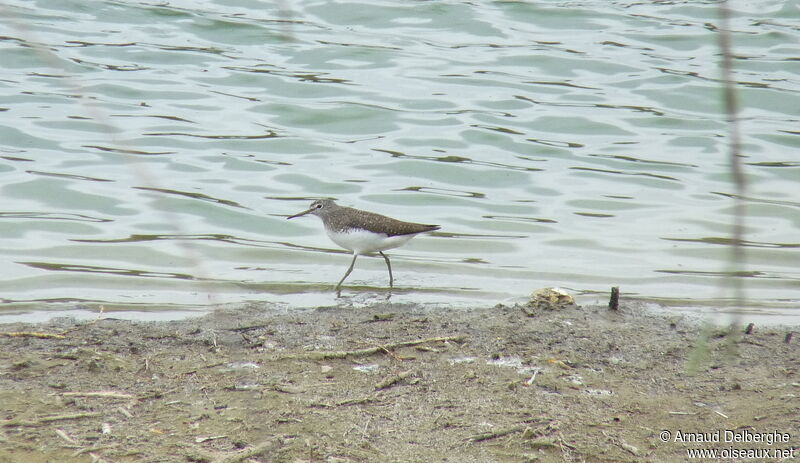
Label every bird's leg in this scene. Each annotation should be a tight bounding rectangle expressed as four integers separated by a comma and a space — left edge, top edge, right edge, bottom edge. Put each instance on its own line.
335, 254, 358, 297
379, 252, 393, 289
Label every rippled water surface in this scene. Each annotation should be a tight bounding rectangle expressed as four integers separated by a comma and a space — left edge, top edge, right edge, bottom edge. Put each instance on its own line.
1, 0, 798, 322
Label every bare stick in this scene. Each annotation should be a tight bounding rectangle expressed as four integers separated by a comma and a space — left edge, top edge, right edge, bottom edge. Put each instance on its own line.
0, 331, 66, 339
3, 412, 102, 427
467, 425, 526, 443
60, 391, 135, 399
54, 429, 76, 444
375, 370, 414, 390
467, 419, 553, 443
287, 335, 466, 360
310, 396, 380, 408
719, 0, 747, 313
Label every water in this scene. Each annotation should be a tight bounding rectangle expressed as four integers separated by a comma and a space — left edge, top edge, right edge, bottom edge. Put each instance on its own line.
1, 0, 798, 323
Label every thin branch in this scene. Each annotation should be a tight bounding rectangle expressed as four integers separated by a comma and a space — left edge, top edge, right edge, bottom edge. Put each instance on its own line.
718, 0, 747, 310
2, 412, 103, 427
284, 335, 466, 360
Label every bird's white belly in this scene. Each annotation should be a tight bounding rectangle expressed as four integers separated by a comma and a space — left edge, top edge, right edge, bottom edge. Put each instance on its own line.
326, 228, 415, 254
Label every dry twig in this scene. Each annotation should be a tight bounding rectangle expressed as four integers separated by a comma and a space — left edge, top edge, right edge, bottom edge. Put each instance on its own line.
467, 425, 527, 443
467, 419, 553, 443
0, 331, 65, 339
2, 412, 102, 427
375, 370, 415, 390
60, 391, 135, 399
287, 335, 465, 360
311, 396, 379, 408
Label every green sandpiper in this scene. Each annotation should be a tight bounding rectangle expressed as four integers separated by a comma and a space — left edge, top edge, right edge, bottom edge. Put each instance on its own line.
287, 199, 440, 296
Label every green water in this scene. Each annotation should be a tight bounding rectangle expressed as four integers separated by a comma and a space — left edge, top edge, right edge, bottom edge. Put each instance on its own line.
1, 0, 798, 322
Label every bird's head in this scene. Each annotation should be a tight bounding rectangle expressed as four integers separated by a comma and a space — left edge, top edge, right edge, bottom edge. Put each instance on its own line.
287, 199, 337, 219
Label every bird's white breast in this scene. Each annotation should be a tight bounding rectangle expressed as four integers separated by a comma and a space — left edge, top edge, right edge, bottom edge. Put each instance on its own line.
326, 228, 416, 255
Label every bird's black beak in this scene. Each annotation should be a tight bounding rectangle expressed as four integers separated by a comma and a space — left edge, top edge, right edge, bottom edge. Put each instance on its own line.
287, 207, 315, 219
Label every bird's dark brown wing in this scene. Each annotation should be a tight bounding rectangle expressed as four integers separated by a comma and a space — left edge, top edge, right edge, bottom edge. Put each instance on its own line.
331, 207, 440, 236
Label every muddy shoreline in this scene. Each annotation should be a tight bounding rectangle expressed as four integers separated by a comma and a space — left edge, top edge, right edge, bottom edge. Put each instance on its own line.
1, 299, 797, 462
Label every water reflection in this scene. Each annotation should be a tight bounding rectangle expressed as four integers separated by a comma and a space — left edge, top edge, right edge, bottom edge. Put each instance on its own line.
20, 261, 199, 281
134, 187, 248, 209
0, 211, 110, 222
